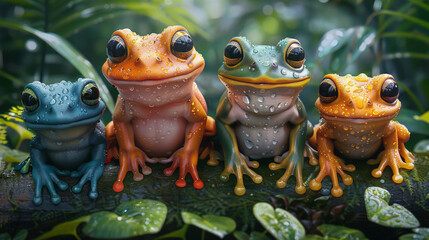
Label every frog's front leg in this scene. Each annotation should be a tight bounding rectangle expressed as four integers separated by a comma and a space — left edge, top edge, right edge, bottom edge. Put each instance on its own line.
371, 122, 414, 183
30, 137, 69, 205
113, 97, 152, 192
269, 119, 307, 194
70, 127, 106, 199
163, 95, 207, 189
309, 128, 355, 197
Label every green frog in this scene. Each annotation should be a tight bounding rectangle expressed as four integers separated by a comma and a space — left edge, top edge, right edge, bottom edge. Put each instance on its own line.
216, 37, 313, 195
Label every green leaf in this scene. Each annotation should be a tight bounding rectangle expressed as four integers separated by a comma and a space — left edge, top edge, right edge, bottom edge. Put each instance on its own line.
35, 216, 90, 240
414, 140, 429, 153
302, 235, 326, 240
364, 187, 420, 228
399, 228, 429, 240
234, 231, 271, 240
376, 10, 429, 30
181, 212, 236, 238
414, 111, 429, 124
12, 229, 28, 240
395, 109, 429, 136
0, 145, 29, 163
317, 28, 354, 60
253, 202, 305, 240
0, 20, 115, 113
0, 119, 34, 149
317, 224, 368, 240
0, 233, 11, 240
83, 199, 167, 239
349, 27, 376, 63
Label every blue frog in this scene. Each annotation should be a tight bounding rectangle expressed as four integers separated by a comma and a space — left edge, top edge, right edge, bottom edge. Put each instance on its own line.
20, 78, 106, 205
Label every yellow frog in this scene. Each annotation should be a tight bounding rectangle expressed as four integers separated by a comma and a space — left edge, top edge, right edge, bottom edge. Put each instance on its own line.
309, 73, 415, 197
102, 26, 215, 192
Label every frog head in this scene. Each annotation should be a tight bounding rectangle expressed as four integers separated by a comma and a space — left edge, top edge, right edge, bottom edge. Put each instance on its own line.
21, 79, 105, 138
218, 37, 310, 115
102, 26, 204, 106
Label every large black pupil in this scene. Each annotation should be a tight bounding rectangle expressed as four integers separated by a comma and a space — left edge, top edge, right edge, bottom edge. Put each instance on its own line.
83, 87, 99, 101
107, 39, 126, 58
225, 45, 242, 59
319, 82, 337, 98
173, 35, 193, 52
22, 93, 37, 107
288, 47, 305, 61
382, 82, 398, 98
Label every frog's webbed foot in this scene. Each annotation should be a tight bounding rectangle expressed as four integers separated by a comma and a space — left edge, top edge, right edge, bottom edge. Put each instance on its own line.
164, 148, 204, 189
113, 147, 152, 192
200, 141, 219, 166
221, 152, 262, 196
309, 155, 355, 197
70, 161, 104, 199
371, 145, 414, 183
305, 142, 319, 166
270, 151, 306, 194
32, 165, 69, 205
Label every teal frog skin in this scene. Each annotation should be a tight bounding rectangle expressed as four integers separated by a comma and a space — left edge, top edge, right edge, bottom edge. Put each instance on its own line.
216, 37, 313, 196
21, 79, 106, 205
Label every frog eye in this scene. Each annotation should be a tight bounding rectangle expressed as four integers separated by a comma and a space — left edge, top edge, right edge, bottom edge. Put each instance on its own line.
81, 83, 100, 106
107, 35, 127, 63
171, 30, 194, 59
381, 78, 399, 103
319, 78, 338, 103
22, 88, 39, 112
285, 42, 305, 68
224, 40, 243, 67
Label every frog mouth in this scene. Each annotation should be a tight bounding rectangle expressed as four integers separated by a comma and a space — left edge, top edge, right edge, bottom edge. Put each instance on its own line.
319, 112, 397, 123
23, 114, 102, 130
218, 74, 310, 89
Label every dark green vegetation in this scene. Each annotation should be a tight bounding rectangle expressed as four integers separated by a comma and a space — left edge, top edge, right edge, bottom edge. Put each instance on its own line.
0, 0, 429, 239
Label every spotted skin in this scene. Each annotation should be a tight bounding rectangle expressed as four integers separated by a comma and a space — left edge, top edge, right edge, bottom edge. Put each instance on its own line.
216, 36, 312, 196
309, 74, 415, 197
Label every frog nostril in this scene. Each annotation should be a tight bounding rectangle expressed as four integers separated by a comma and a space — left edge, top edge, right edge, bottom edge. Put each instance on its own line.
271, 62, 278, 68
68, 104, 74, 110
250, 62, 256, 68
368, 100, 372, 105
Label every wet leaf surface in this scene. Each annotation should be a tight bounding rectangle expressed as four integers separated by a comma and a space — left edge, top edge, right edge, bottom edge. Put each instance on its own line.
317, 224, 368, 240
181, 212, 236, 238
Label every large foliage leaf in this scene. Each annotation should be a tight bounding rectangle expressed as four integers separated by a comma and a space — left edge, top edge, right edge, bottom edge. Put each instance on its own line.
181, 212, 236, 238
35, 216, 90, 240
83, 199, 167, 239
233, 231, 271, 240
317, 224, 368, 240
395, 109, 429, 136
0, 20, 115, 113
399, 228, 429, 240
253, 202, 305, 240
364, 187, 420, 228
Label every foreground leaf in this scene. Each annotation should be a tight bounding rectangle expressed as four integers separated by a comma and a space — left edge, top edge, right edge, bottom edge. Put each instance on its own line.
83, 199, 167, 239
233, 231, 271, 240
253, 202, 305, 240
317, 224, 368, 240
414, 111, 429, 124
0, 145, 29, 163
181, 212, 236, 238
364, 187, 420, 228
414, 140, 429, 153
36, 216, 90, 240
399, 228, 429, 240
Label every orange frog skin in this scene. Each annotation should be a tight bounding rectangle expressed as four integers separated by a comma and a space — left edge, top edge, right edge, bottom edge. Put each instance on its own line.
102, 26, 215, 192
309, 73, 415, 197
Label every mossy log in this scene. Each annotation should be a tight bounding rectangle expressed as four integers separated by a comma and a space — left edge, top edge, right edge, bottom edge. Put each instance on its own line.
0, 153, 428, 239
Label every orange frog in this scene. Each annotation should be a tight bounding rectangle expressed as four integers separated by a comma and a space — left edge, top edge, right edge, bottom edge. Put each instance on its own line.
309, 74, 415, 197
102, 26, 215, 192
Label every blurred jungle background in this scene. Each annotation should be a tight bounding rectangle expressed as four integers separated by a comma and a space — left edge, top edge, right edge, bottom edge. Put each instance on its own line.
1, 0, 429, 141
0, 0, 429, 239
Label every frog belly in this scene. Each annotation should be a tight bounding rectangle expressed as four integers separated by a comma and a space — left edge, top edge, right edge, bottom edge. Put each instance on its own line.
47, 147, 91, 170
235, 124, 289, 159
132, 118, 186, 158
328, 120, 388, 160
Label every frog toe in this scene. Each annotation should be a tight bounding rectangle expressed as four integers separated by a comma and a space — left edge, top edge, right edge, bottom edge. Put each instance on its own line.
176, 179, 187, 188
295, 185, 306, 195
72, 185, 82, 193
331, 187, 343, 197
371, 168, 383, 178
33, 196, 43, 206
276, 179, 287, 189
51, 194, 61, 205
89, 191, 98, 200
392, 174, 403, 183
193, 179, 204, 189
220, 169, 232, 182
113, 181, 124, 192
309, 179, 322, 191
234, 185, 246, 196
132, 171, 144, 181
57, 181, 68, 191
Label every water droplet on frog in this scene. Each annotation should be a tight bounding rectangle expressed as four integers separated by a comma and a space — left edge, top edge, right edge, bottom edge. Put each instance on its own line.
257, 97, 264, 103
56, 142, 63, 146
129, 87, 135, 91
62, 89, 69, 94
267, 116, 271, 120
278, 103, 282, 108
293, 72, 299, 78
253, 108, 259, 113
156, 96, 161, 102
244, 139, 254, 149
281, 69, 288, 75
273, 140, 278, 145
284, 102, 289, 107
245, 113, 249, 119
253, 49, 258, 53
50, 99, 56, 105
242, 95, 250, 104
269, 106, 275, 112
157, 85, 162, 89
271, 93, 276, 98
62, 96, 68, 101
